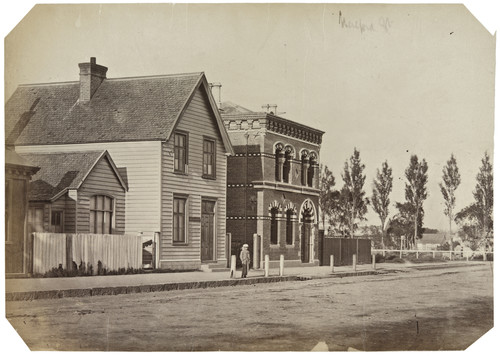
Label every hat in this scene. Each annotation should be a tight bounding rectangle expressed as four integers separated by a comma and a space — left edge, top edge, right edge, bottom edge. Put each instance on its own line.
242, 244, 249, 248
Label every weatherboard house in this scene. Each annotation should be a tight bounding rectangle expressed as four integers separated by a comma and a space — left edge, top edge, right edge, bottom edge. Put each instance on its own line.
220, 102, 324, 266
5, 57, 234, 270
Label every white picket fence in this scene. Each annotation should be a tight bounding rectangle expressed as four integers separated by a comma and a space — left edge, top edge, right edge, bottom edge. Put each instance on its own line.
32, 233, 143, 274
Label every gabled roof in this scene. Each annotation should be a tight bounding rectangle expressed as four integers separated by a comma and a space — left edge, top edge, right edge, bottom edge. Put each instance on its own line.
5, 72, 234, 154
19, 150, 127, 201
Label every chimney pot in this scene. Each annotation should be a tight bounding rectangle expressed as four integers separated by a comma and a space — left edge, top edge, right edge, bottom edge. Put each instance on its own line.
90, 57, 96, 64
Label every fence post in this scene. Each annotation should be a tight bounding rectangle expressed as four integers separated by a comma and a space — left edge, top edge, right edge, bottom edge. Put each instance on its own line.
372, 254, 376, 270
352, 254, 357, 272
226, 233, 232, 268
264, 255, 270, 277
65, 234, 73, 270
279, 255, 284, 276
253, 234, 260, 269
383, 250, 386, 257
449, 250, 452, 260
330, 255, 334, 273
483, 252, 487, 261
432, 251, 435, 259
230, 255, 236, 278
466, 253, 469, 262
416, 250, 419, 259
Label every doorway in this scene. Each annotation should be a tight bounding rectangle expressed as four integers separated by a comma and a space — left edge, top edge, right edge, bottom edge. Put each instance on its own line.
201, 200, 215, 262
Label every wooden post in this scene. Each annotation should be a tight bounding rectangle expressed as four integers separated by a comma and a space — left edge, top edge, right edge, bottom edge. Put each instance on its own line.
466, 253, 469, 262
226, 233, 232, 268
330, 255, 334, 273
66, 234, 73, 270
449, 251, 452, 260
253, 234, 260, 269
230, 255, 236, 278
352, 254, 357, 272
483, 252, 487, 261
416, 250, 419, 259
383, 250, 386, 257
372, 254, 376, 270
432, 251, 435, 259
279, 255, 284, 276
264, 255, 270, 277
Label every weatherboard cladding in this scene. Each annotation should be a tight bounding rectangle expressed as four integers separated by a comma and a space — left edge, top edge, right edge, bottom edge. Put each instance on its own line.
5, 73, 203, 145
15, 141, 162, 235
160, 87, 227, 264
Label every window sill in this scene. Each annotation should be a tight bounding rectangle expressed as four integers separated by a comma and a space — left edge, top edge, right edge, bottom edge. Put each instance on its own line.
174, 171, 189, 176
202, 175, 217, 180
270, 244, 280, 248
172, 242, 189, 246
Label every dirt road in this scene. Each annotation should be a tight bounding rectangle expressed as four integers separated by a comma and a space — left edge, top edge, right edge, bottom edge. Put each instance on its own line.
6, 263, 493, 351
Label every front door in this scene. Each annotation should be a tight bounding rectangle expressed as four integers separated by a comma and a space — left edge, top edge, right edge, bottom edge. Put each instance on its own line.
201, 200, 215, 262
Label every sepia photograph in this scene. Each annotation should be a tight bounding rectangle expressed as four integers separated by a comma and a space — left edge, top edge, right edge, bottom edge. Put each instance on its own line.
2, 1, 498, 353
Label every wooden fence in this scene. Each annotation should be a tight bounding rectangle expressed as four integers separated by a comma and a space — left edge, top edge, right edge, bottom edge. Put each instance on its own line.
32, 233, 143, 274
318, 235, 372, 266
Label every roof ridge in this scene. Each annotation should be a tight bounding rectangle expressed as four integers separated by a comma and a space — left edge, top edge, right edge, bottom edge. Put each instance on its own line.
107, 72, 204, 82
18, 81, 79, 88
17, 72, 204, 88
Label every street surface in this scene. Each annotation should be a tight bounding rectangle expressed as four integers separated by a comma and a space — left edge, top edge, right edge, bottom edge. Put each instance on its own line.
6, 263, 493, 351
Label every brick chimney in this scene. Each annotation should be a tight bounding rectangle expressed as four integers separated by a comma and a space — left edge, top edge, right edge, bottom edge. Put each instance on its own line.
78, 57, 108, 102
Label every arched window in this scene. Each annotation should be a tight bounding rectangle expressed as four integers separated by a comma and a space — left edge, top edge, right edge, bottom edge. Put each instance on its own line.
275, 143, 284, 181
283, 150, 292, 183
301, 151, 309, 186
285, 210, 293, 245
308, 152, 317, 187
90, 195, 114, 234
270, 208, 279, 245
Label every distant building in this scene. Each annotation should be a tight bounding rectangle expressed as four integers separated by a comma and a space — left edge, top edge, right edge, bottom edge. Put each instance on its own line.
417, 233, 448, 250
5, 58, 234, 270
221, 102, 324, 266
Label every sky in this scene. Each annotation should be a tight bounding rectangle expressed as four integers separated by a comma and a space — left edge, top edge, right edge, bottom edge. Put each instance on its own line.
2, 2, 496, 234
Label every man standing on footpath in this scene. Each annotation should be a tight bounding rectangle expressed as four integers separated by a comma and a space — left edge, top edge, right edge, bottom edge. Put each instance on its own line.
240, 244, 251, 278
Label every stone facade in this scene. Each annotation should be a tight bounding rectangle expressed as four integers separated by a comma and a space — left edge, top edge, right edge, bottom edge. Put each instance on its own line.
222, 108, 324, 266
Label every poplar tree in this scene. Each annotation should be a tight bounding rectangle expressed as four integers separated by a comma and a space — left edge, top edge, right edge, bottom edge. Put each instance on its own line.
404, 155, 428, 248
439, 154, 461, 237
319, 164, 336, 230
341, 148, 369, 238
372, 161, 393, 248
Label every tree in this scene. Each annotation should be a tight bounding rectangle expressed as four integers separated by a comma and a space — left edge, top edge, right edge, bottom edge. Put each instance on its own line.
328, 187, 351, 237
341, 148, 369, 238
403, 155, 428, 248
371, 161, 393, 248
439, 154, 461, 237
318, 164, 335, 230
455, 152, 493, 250
389, 202, 424, 249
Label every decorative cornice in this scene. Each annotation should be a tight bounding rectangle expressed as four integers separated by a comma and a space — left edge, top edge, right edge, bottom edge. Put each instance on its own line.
222, 112, 324, 145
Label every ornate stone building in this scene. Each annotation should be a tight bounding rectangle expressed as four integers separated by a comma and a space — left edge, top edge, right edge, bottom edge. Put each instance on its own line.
221, 103, 324, 266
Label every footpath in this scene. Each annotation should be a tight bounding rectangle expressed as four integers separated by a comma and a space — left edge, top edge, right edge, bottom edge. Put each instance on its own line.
5, 261, 487, 301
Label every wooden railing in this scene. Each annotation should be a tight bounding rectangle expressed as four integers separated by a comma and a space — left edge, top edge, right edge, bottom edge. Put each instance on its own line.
372, 248, 492, 260
32, 233, 143, 274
